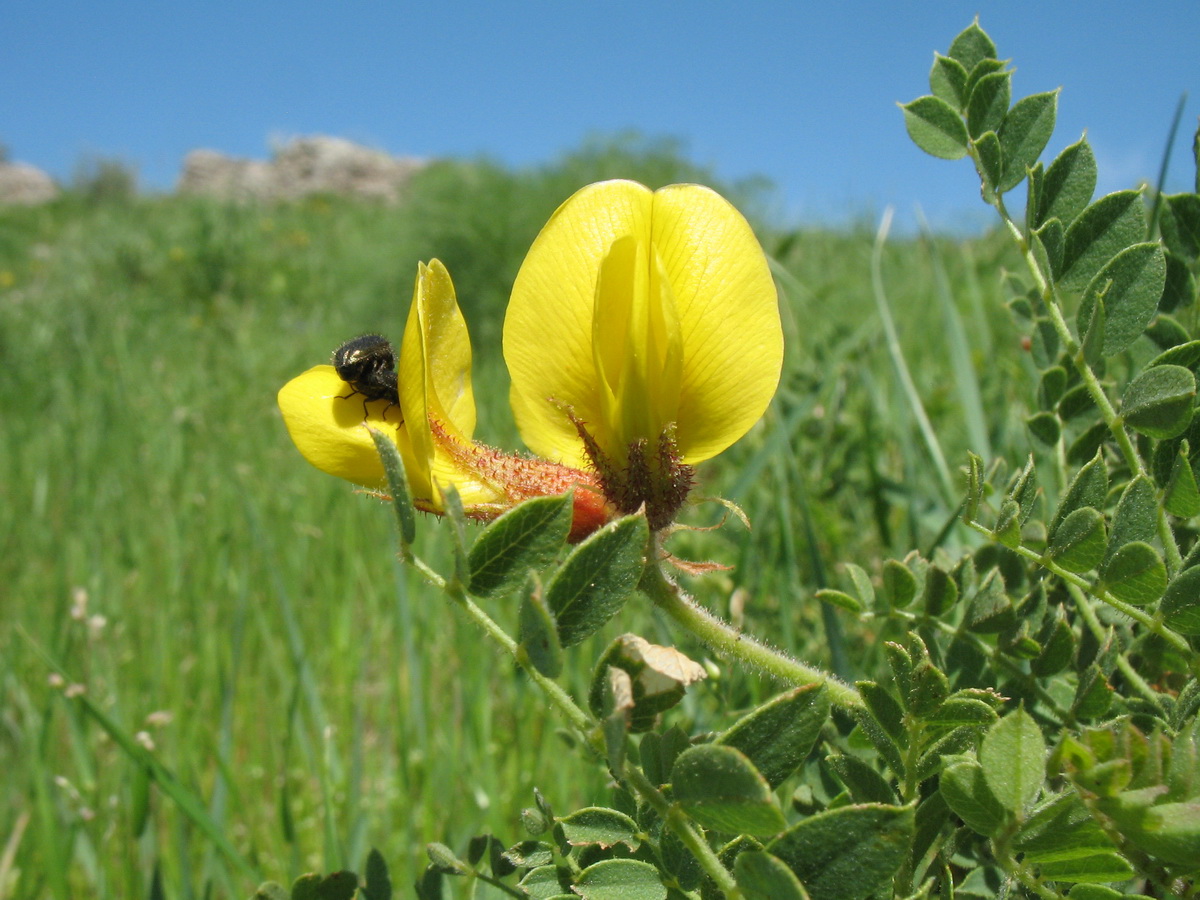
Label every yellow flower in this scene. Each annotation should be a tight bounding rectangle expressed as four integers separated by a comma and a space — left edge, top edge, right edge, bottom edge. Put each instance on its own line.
504, 180, 782, 527
278, 259, 608, 535
279, 260, 497, 508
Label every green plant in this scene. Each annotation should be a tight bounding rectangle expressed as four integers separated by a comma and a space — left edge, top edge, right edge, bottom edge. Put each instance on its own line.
260, 20, 1199, 900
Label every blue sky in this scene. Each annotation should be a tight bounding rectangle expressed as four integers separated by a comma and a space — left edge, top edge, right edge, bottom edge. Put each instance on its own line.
4, 1, 1197, 230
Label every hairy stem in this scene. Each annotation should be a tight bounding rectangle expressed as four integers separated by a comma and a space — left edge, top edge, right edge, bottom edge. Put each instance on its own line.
641, 551, 864, 711
986, 185, 1183, 576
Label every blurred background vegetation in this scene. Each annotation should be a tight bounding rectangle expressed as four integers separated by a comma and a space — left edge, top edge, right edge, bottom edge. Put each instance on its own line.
0, 134, 1027, 897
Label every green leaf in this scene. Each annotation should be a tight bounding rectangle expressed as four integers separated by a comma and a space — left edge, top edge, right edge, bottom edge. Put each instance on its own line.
851, 698, 905, 778
1094, 790, 1200, 868
517, 864, 566, 899
965, 568, 1016, 634
884, 641, 914, 699
1050, 451, 1109, 535
974, 130, 1003, 196
859, 680, 905, 743
518, 575, 562, 678
901, 96, 969, 160
1162, 250, 1198, 312
1168, 717, 1200, 801
1121, 363, 1195, 439
1031, 609, 1075, 677
659, 828, 702, 892
1034, 852, 1135, 884
467, 493, 572, 598
1058, 382, 1096, 421
1007, 455, 1040, 525
1078, 292, 1106, 367
929, 53, 968, 109
941, 758, 1007, 836
364, 848, 392, 900
1060, 190, 1147, 292
1067, 421, 1111, 466
718, 684, 829, 788
1161, 566, 1200, 635
1038, 366, 1068, 408
826, 754, 897, 805
1160, 192, 1200, 260
922, 565, 959, 616
1087, 242, 1167, 356
1099, 542, 1167, 606
1034, 218, 1065, 280
558, 807, 640, 851
425, 842, 466, 875
573, 859, 666, 900
502, 840, 552, 870
1073, 664, 1114, 720
882, 559, 917, 608
545, 514, 648, 647
1032, 315, 1061, 368
909, 661, 951, 718
949, 21, 997, 73
1047, 507, 1107, 574
1164, 440, 1200, 517
1146, 311, 1191, 349
290, 875, 321, 900
815, 589, 861, 613
998, 90, 1058, 192
844, 562, 876, 608
1039, 137, 1097, 227
980, 709, 1045, 815
965, 451, 985, 521
672, 744, 786, 836
1026, 411, 1061, 446
928, 696, 1000, 728
1015, 792, 1117, 861
966, 70, 1011, 139
413, 867, 443, 900
1104, 476, 1157, 563
1065, 887, 1126, 900
368, 427, 417, 548
1148, 339, 1200, 371
251, 884, 289, 900
768, 804, 915, 900
1026, 162, 1045, 232
734, 851, 811, 900
993, 499, 1022, 547
292, 872, 358, 900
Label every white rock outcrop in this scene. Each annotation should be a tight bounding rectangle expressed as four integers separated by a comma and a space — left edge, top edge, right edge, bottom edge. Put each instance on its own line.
177, 136, 423, 202
0, 161, 59, 205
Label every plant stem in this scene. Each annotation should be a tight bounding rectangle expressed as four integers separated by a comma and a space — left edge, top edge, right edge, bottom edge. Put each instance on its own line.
445, 582, 593, 735
888, 608, 1071, 722
441, 579, 741, 895
987, 188, 1184, 576
1067, 584, 1171, 715
967, 520, 1192, 655
622, 764, 742, 899
641, 554, 864, 711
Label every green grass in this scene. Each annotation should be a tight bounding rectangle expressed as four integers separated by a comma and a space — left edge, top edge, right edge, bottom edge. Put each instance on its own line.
0, 143, 1029, 897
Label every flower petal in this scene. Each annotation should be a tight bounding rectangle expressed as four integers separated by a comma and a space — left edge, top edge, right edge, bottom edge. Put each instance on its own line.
505, 180, 781, 467
505, 180, 654, 467
398, 259, 495, 507
277, 365, 405, 488
649, 184, 782, 462
592, 234, 682, 460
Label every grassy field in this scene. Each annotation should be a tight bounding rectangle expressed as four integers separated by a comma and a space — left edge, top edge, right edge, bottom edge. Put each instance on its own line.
0, 141, 1028, 897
